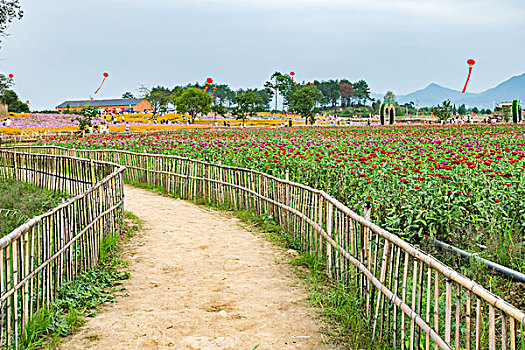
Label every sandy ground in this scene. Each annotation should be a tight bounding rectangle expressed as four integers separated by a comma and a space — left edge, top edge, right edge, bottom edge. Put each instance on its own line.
59, 186, 331, 350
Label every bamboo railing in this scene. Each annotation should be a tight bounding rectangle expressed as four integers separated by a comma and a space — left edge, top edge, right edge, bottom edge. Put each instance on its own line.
5, 146, 525, 349
0, 150, 125, 348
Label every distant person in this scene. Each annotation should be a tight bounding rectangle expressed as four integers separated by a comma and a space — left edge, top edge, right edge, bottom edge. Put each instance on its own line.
4, 118, 12, 127
288, 118, 292, 127
125, 123, 130, 133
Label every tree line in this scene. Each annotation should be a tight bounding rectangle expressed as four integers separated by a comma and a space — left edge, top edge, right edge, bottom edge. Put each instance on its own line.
121, 72, 375, 124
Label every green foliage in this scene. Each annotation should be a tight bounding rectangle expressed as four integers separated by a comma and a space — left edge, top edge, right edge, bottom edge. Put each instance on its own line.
315, 80, 341, 107
211, 100, 227, 118
0, 89, 29, 113
138, 85, 171, 115
0, 178, 66, 237
383, 91, 396, 105
0, 1, 23, 47
512, 100, 522, 123
289, 84, 322, 125
352, 79, 372, 105
380, 103, 395, 125
71, 106, 97, 134
432, 99, 453, 121
231, 91, 264, 125
172, 87, 212, 124
211, 84, 235, 106
121, 91, 135, 99
272, 72, 296, 107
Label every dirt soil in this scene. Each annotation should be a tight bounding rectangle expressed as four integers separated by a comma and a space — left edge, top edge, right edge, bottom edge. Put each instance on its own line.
60, 186, 331, 350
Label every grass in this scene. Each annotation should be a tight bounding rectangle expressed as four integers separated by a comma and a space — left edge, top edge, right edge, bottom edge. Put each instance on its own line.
16, 211, 141, 350
0, 177, 69, 237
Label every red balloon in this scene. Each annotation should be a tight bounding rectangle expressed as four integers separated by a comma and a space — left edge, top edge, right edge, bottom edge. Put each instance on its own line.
212, 87, 217, 91
103, 72, 109, 77
8, 74, 13, 79
467, 59, 475, 66
290, 71, 295, 76
206, 77, 213, 84
26, 100, 29, 103
91, 97, 94, 101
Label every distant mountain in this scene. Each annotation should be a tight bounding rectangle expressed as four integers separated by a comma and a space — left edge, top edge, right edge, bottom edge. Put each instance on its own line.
373, 73, 525, 109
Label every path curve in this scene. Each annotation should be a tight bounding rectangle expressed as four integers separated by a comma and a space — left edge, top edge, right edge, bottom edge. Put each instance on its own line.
60, 186, 329, 349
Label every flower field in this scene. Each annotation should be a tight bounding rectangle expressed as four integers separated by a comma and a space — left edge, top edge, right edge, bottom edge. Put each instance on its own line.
0, 113, 316, 134
46, 125, 525, 279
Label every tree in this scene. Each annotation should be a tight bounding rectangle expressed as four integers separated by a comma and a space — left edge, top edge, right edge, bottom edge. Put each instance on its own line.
432, 100, 453, 121
383, 91, 396, 105
122, 92, 135, 99
231, 91, 263, 126
264, 71, 282, 111
0, 73, 14, 92
472, 107, 479, 114
0, 0, 23, 46
353, 80, 371, 105
212, 84, 235, 106
316, 80, 340, 108
71, 106, 97, 134
458, 104, 467, 115
251, 88, 271, 110
339, 82, 354, 107
172, 87, 212, 124
271, 73, 296, 110
211, 101, 227, 118
289, 84, 322, 125
0, 90, 28, 112
139, 85, 171, 116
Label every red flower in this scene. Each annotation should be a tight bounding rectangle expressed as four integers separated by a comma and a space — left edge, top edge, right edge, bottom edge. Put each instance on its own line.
424, 234, 429, 239
507, 248, 514, 253
494, 199, 500, 203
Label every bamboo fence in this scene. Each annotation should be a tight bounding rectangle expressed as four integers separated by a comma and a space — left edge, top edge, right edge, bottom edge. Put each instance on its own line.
0, 149, 125, 348
4, 145, 525, 349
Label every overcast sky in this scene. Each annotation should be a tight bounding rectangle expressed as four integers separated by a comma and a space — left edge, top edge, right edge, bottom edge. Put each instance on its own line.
2, 0, 524, 109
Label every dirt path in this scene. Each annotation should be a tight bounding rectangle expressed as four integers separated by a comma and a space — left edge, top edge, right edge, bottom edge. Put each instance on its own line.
60, 186, 330, 349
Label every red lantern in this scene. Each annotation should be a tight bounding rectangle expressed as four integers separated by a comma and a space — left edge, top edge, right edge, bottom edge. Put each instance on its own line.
94, 72, 109, 95
462, 58, 476, 93
207, 77, 213, 84
290, 71, 295, 76
8, 74, 13, 79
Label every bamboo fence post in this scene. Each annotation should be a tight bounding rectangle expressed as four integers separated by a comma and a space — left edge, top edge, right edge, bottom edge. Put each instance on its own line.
455, 284, 461, 350
401, 251, 409, 350
373, 239, 390, 339
489, 305, 495, 350
466, 291, 472, 350
326, 201, 334, 277
364, 202, 372, 316
410, 258, 418, 350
